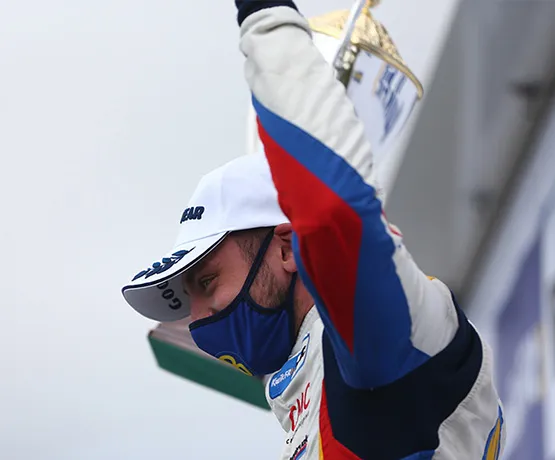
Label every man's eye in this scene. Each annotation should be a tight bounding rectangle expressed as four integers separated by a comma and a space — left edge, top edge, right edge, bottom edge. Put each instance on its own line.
199, 276, 215, 289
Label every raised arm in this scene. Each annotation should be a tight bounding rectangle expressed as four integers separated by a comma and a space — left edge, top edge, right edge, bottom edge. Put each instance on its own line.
236, 1, 461, 389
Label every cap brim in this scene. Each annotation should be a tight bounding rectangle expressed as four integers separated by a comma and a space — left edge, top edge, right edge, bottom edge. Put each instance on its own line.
122, 232, 229, 322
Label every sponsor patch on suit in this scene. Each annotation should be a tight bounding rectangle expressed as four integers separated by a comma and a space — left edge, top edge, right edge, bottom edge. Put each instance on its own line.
269, 334, 310, 399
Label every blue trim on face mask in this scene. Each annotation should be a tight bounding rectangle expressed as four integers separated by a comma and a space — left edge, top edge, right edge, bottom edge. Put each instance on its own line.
189, 229, 298, 376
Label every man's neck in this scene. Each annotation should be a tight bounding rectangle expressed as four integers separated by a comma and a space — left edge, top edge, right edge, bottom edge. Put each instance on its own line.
293, 282, 315, 336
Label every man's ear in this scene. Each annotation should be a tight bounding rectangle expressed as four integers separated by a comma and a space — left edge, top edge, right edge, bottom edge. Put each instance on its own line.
274, 223, 296, 273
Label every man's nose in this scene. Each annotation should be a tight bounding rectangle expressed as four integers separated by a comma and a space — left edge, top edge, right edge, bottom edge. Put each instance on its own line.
189, 298, 214, 323
189, 299, 203, 323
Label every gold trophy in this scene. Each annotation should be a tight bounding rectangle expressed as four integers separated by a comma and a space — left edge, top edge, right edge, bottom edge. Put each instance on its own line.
311, 0, 423, 92
149, 1, 424, 411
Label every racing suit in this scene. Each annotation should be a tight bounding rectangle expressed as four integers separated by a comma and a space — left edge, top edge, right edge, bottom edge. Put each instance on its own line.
235, 1, 505, 459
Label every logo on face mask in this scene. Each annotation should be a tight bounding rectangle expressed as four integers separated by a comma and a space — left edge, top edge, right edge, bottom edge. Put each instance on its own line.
269, 334, 310, 399
218, 354, 253, 376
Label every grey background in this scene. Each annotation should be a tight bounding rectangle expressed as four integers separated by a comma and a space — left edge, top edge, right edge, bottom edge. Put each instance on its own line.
1, 1, 459, 458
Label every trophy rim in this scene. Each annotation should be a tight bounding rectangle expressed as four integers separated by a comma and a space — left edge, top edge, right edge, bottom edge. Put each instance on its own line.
310, 23, 424, 99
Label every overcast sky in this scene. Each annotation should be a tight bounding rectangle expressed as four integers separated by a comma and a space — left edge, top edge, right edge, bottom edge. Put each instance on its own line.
2, 1, 460, 458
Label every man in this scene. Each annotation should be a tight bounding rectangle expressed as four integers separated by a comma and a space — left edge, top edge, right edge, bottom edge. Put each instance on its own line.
122, 1, 505, 458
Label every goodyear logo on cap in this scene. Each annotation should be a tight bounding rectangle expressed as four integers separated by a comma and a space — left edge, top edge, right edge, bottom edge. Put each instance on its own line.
180, 206, 205, 223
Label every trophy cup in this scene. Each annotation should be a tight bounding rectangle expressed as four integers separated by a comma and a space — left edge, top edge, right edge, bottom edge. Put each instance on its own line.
149, 0, 424, 411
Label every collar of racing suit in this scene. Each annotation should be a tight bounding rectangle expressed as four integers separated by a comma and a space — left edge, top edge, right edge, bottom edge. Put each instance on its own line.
296, 306, 319, 342
262, 306, 319, 386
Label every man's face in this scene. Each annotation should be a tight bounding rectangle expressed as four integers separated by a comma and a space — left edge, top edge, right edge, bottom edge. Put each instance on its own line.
183, 227, 294, 323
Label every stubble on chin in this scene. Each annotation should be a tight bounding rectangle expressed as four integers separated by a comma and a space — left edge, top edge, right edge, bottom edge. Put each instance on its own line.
251, 260, 288, 308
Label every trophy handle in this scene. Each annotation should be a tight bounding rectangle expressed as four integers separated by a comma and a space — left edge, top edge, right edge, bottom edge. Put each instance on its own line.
333, 0, 368, 86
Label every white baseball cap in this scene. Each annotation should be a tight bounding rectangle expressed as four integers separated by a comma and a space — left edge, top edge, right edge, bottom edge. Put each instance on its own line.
121, 153, 289, 322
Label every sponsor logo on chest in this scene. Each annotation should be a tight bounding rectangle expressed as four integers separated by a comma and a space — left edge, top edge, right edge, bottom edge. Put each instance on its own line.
269, 334, 310, 400
290, 435, 308, 460
285, 381, 311, 447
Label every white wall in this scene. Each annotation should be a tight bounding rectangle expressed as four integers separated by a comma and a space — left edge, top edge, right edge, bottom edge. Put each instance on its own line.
466, 98, 555, 459
542, 194, 555, 460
